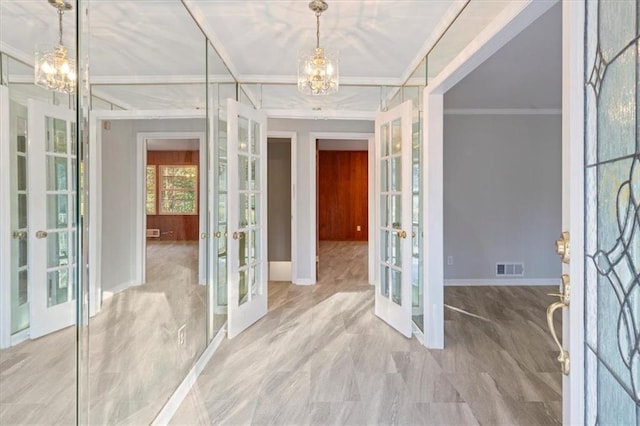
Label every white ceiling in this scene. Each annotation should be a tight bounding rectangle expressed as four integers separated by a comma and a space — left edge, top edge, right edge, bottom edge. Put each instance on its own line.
0, 0, 559, 113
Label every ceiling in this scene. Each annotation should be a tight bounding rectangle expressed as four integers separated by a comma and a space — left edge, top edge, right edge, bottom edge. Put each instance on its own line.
0, 0, 558, 114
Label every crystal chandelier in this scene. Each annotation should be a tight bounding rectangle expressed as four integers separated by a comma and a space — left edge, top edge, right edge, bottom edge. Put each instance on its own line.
297, 0, 339, 96
34, 0, 76, 94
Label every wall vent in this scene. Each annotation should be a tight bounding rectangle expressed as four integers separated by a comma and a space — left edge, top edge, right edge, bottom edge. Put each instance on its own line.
146, 229, 160, 238
496, 262, 524, 277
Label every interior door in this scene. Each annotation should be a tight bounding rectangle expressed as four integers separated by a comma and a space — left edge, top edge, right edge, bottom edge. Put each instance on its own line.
27, 100, 77, 339
226, 99, 268, 339
374, 100, 413, 337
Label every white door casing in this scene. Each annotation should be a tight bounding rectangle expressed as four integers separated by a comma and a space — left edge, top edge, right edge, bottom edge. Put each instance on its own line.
374, 100, 413, 338
27, 100, 76, 339
227, 99, 268, 339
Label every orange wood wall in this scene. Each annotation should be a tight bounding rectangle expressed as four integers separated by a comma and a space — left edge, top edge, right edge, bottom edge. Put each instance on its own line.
147, 150, 199, 241
318, 150, 368, 241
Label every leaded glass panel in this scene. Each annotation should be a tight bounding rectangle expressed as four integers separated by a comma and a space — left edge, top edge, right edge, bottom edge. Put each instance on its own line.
584, 1, 640, 422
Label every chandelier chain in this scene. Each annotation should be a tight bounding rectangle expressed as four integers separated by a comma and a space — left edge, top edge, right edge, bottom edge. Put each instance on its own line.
316, 13, 320, 49
58, 8, 64, 45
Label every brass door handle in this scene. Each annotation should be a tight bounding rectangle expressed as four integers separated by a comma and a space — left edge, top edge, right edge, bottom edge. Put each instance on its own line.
397, 230, 407, 239
12, 231, 27, 240
35, 230, 48, 239
201, 232, 207, 239
555, 231, 570, 264
214, 231, 221, 238
232, 231, 245, 240
546, 300, 570, 375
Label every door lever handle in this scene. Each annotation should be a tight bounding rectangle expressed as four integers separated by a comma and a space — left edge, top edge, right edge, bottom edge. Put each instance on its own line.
546, 300, 570, 375
12, 231, 27, 240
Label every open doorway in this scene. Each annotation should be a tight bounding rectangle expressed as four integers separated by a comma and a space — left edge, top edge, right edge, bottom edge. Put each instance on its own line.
316, 138, 370, 285
436, 4, 563, 423
267, 137, 293, 282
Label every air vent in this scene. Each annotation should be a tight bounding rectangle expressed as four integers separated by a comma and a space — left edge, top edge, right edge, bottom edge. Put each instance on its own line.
146, 229, 160, 238
496, 262, 524, 277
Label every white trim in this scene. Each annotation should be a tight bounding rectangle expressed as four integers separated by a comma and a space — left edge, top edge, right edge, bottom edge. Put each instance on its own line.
293, 278, 315, 286
444, 278, 562, 287
269, 261, 292, 282
9, 328, 29, 347
90, 75, 235, 85
422, 0, 559, 350
92, 109, 205, 120
101, 280, 140, 300
267, 131, 297, 284
564, 0, 585, 423
0, 85, 11, 349
444, 108, 562, 116
427, 1, 557, 95
264, 109, 376, 121
151, 325, 226, 426
412, 322, 425, 345
309, 131, 374, 287
135, 131, 206, 288
237, 74, 402, 86
423, 92, 444, 349
367, 136, 376, 286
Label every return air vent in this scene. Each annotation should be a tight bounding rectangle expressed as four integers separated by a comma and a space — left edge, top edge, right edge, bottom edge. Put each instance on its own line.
146, 228, 160, 238
496, 262, 524, 277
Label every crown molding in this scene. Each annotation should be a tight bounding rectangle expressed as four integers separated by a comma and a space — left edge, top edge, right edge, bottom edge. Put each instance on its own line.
264, 108, 375, 120
237, 74, 402, 87
89, 74, 235, 85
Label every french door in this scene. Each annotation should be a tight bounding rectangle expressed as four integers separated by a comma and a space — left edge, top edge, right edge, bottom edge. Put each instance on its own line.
374, 100, 413, 337
27, 100, 77, 339
226, 99, 268, 338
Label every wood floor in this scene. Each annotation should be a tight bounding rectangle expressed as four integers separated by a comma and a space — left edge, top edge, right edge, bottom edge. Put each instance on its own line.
0, 241, 207, 426
171, 241, 562, 425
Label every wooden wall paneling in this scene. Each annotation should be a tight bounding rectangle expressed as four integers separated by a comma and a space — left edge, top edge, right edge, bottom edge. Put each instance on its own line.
146, 150, 200, 241
318, 150, 368, 241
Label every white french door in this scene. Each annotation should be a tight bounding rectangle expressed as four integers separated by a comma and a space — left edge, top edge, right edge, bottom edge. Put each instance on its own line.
226, 99, 268, 339
27, 100, 77, 339
374, 100, 413, 337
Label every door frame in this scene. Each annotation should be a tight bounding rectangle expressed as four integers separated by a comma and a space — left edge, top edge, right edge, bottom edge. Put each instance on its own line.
266, 131, 297, 283
308, 131, 375, 286
135, 131, 207, 287
88, 109, 205, 316
0, 85, 11, 348
421, 0, 584, 423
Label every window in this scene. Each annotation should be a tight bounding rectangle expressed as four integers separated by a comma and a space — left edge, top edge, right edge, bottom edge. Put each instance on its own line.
159, 165, 198, 215
146, 165, 156, 215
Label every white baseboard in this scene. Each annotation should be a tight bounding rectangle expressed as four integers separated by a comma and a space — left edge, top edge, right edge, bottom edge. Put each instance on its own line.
412, 322, 424, 344
151, 325, 227, 426
269, 261, 292, 282
444, 278, 561, 286
102, 280, 140, 300
10, 329, 29, 346
293, 278, 315, 285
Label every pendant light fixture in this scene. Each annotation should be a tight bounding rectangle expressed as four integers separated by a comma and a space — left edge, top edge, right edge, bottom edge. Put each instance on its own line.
34, 0, 76, 94
297, 0, 339, 96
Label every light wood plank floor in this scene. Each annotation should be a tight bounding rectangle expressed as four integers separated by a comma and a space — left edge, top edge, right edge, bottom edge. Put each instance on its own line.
171, 241, 562, 425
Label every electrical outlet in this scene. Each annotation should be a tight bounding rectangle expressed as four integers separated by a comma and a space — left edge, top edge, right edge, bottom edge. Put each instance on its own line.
178, 324, 186, 346
356, 225, 361, 232
447, 256, 454, 266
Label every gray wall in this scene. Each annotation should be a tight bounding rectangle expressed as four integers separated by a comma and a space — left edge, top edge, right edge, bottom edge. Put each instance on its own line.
268, 118, 374, 282
443, 113, 562, 281
100, 118, 205, 291
267, 138, 291, 261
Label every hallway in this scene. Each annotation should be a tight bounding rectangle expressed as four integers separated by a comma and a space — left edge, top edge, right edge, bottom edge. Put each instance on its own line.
171, 241, 561, 425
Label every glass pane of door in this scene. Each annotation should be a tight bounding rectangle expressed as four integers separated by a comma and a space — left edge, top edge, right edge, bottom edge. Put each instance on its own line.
374, 100, 413, 337
226, 99, 268, 339
584, 1, 640, 424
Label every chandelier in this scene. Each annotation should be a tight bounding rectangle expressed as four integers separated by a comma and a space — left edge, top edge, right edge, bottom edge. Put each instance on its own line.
34, 0, 76, 94
297, 0, 339, 96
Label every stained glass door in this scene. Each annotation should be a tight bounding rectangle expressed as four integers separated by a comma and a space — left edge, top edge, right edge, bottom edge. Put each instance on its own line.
584, 1, 640, 423
374, 100, 413, 337
27, 100, 76, 339
226, 99, 268, 339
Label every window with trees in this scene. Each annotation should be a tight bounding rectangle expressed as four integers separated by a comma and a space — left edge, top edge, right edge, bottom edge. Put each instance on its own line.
158, 165, 198, 215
